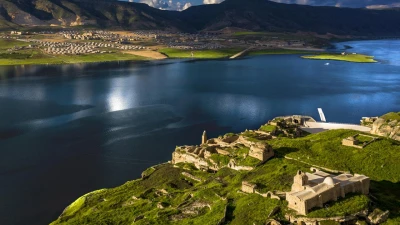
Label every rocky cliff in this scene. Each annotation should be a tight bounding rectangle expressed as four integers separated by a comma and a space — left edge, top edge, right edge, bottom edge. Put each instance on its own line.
370, 113, 400, 141
0, 0, 185, 30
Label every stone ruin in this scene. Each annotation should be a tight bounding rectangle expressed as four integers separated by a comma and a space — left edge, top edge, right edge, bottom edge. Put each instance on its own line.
286, 169, 370, 215
171, 131, 274, 171
342, 134, 378, 149
249, 142, 274, 162
241, 181, 257, 193
342, 135, 360, 148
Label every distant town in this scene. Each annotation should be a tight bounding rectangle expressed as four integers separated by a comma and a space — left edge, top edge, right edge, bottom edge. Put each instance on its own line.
0, 29, 328, 65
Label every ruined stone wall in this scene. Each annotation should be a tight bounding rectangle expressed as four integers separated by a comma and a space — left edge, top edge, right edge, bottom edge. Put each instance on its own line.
172, 151, 210, 170
249, 143, 274, 162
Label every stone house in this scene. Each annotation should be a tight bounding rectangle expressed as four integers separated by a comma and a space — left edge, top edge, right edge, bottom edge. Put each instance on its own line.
242, 181, 257, 193
286, 170, 370, 215
249, 142, 274, 162
342, 136, 359, 147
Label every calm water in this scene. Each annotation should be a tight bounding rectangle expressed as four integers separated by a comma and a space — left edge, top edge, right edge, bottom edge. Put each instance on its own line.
0, 40, 399, 225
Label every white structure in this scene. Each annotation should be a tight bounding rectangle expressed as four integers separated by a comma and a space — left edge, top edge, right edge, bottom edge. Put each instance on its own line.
318, 108, 326, 122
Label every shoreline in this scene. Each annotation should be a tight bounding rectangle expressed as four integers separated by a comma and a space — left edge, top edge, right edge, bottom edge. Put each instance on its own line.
49, 112, 400, 225
0, 46, 326, 67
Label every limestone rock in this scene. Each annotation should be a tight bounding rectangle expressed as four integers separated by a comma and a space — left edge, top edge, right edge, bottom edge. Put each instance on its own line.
367, 208, 390, 224
157, 202, 168, 209
371, 118, 400, 141
265, 219, 281, 225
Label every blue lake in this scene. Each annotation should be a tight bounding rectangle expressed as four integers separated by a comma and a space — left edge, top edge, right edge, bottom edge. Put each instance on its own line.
0, 40, 399, 225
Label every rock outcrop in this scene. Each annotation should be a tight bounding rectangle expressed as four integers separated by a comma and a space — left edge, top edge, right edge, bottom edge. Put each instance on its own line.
370, 118, 400, 141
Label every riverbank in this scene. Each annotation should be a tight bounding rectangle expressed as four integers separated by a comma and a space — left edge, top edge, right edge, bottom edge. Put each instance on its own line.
0, 47, 326, 66
0, 52, 150, 66
302, 53, 377, 63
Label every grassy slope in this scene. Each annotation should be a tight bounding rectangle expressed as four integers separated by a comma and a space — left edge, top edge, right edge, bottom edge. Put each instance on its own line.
277, 130, 400, 182
0, 52, 148, 65
381, 112, 400, 121
51, 129, 400, 225
301, 54, 377, 63
248, 49, 318, 56
159, 48, 319, 60
0, 39, 30, 49
158, 48, 242, 59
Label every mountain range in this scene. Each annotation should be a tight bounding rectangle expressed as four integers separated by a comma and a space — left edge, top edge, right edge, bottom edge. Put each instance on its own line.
1, 0, 400, 36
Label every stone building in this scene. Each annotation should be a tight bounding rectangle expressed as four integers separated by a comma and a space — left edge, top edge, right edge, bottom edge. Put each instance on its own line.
202, 130, 207, 145
249, 142, 274, 162
242, 181, 257, 193
342, 136, 359, 147
286, 170, 370, 215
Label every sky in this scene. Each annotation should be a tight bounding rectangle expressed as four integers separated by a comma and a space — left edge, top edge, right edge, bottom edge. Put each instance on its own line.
126, 0, 400, 11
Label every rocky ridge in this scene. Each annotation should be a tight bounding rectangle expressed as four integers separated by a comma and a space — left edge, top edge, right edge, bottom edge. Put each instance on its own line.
362, 112, 400, 141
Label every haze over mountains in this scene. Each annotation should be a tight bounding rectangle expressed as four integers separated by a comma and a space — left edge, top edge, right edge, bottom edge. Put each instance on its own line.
1, 0, 400, 36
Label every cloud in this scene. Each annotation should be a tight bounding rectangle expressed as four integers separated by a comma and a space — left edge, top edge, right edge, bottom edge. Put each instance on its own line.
139, 0, 169, 9
182, 2, 192, 10
136, 0, 192, 10
203, 0, 223, 4
296, 0, 309, 5
269, 0, 400, 8
366, 3, 400, 9
130, 0, 400, 10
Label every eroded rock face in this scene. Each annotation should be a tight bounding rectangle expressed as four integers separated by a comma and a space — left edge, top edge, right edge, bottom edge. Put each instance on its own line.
371, 118, 400, 141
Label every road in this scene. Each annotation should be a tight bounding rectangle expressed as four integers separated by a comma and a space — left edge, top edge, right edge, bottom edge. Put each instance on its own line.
230, 47, 253, 59
301, 121, 371, 134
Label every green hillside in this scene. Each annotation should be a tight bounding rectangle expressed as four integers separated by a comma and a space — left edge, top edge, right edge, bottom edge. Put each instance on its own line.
50, 129, 400, 225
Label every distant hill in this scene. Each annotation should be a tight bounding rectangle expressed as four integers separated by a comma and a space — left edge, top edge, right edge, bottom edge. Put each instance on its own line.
180, 0, 400, 35
1, 0, 400, 36
0, 0, 186, 30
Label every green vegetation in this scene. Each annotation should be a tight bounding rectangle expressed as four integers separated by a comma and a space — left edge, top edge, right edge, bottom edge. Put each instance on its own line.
210, 154, 231, 166
230, 194, 280, 225
271, 130, 400, 182
61, 189, 107, 218
141, 167, 156, 178
236, 155, 260, 167
0, 39, 29, 50
244, 158, 310, 192
301, 53, 377, 63
0, 51, 148, 66
51, 129, 400, 225
381, 112, 400, 121
356, 135, 375, 145
158, 48, 242, 59
209, 146, 261, 168
306, 195, 369, 218
260, 125, 277, 133
248, 49, 318, 56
